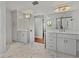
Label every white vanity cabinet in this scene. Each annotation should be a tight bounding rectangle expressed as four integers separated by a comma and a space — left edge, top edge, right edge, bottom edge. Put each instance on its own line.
46, 32, 56, 51
17, 31, 28, 44
64, 38, 76, 55
57, 33, 76, 56
57, 37, 76, 55
46, 32, 76, 56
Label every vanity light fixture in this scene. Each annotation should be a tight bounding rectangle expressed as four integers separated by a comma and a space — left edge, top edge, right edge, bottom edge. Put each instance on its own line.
55, 4, 70, 13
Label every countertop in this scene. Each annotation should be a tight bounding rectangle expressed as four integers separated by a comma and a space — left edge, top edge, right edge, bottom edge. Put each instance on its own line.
46, 30, 79, 35
46, 30, 79, 40
17, 29, 29, 32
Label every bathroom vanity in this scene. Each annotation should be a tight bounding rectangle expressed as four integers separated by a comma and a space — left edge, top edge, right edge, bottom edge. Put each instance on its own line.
17, 30, 30, 44
46, 31, 79, 56
45, 10, 79, 56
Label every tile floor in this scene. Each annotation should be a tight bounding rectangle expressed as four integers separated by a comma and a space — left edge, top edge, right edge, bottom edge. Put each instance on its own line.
0, 42, 78, 58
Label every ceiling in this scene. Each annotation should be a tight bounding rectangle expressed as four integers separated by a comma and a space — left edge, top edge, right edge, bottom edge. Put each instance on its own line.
6, 1, 79, 14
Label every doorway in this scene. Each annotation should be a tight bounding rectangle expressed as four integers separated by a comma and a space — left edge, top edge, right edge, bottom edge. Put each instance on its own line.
34, 15, 45, 44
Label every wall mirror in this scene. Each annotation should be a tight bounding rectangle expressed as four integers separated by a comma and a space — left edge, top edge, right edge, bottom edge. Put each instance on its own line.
56, 16, 72, 31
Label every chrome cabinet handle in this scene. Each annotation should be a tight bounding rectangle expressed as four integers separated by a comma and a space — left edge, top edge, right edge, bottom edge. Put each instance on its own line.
64, 40, 68, 43
65, 40, 68, 43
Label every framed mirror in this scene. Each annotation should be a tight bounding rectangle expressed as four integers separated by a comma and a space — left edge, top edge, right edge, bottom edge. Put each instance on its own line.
56, 16, 72, 31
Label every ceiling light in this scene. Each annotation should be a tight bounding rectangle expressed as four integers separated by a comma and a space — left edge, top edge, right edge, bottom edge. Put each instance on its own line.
32, 1, 39, 5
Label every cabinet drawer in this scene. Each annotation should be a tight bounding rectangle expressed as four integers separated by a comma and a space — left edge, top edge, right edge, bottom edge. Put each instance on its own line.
46, 43, 56, 48
46, 44, 56, 51
46, 37, 56, 41
57, 33, 64, 38
46, 33, 56, 37
46, 37, 56, 43
76, 34, 79, 40
46, 36, 56, 40
46, 39, 56, 45
57, 33, 76, 39
63, 34, 76, 39
46, 41, 56, 46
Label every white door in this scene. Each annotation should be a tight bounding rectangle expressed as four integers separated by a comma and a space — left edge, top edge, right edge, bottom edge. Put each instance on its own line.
22, 32, 28, 44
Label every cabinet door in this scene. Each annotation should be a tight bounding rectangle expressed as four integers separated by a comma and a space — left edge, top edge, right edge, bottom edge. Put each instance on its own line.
17, 31, 21, 41
57, 37, 65, 53
21, 32, 28, 44
17, 32, 28, 44
19, 32, 24, 43
64, 38, 76, 55
46, 43, 56, 51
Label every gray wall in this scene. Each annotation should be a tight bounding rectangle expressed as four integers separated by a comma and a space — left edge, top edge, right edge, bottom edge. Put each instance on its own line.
6, 9, 12, 48
12, 10, 17, 41
0, 2, 7, 53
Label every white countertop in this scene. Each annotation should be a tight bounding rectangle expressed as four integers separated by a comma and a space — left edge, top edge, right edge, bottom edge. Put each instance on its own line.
17, 29, 29, 32
46, 30, 79, 35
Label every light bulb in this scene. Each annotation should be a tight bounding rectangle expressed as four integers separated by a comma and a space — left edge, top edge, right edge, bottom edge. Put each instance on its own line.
26, 15, 30, 18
